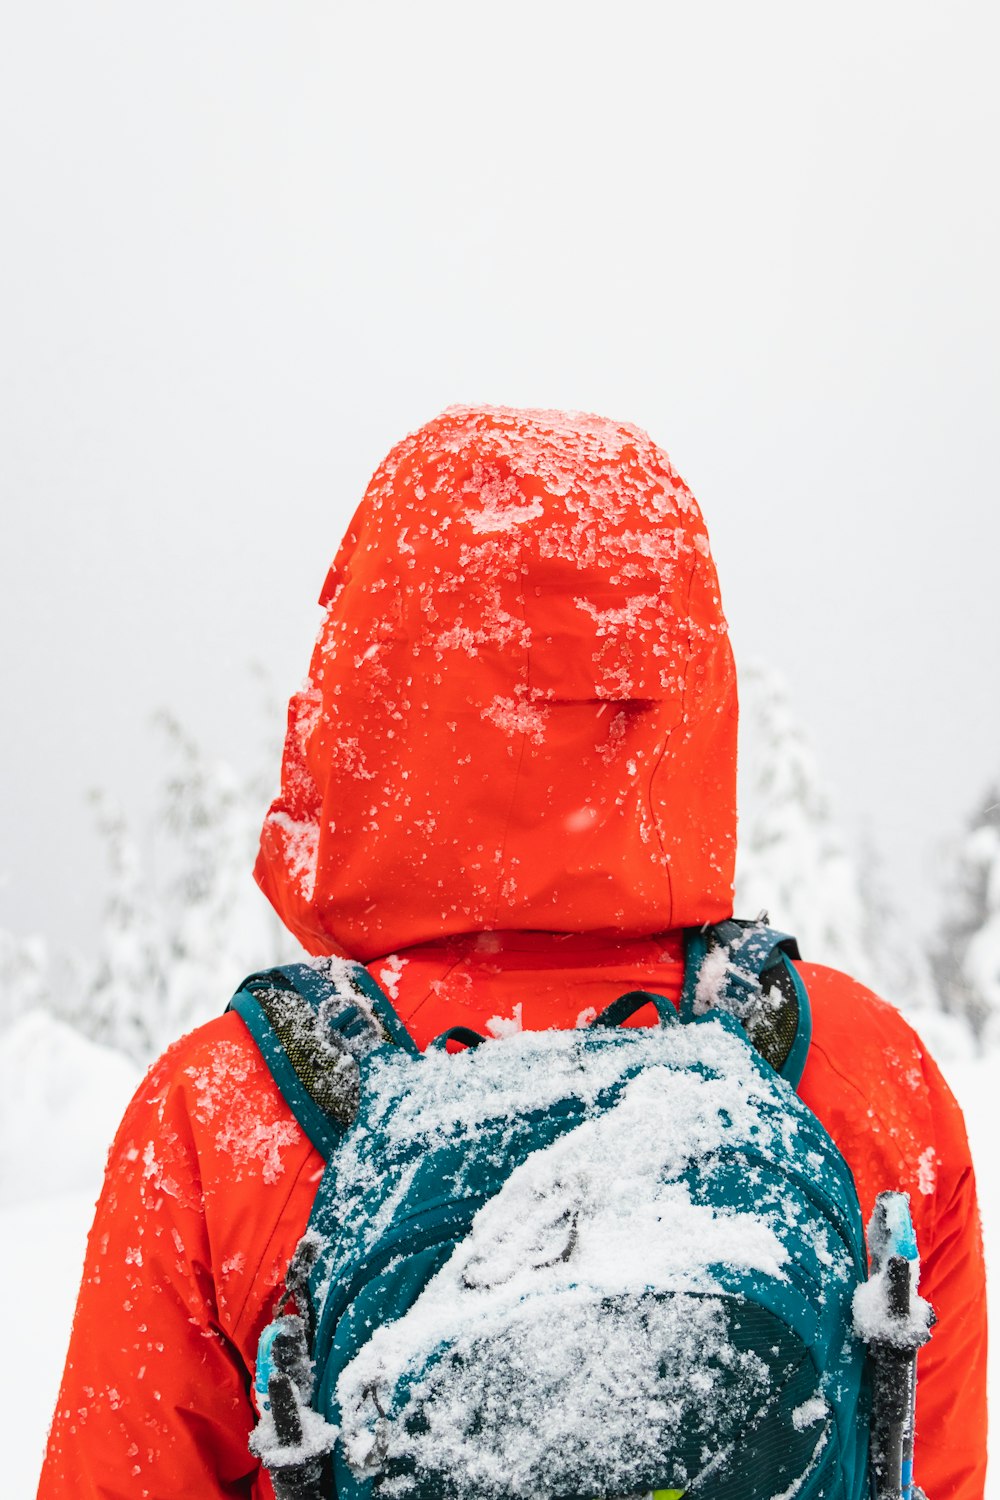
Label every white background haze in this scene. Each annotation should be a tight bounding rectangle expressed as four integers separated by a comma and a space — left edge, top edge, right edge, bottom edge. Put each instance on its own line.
2, 0, 998, 953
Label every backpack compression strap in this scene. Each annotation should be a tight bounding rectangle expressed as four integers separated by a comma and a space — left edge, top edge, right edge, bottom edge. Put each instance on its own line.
681, 920, 813, 1088
228, 961, 418, 1160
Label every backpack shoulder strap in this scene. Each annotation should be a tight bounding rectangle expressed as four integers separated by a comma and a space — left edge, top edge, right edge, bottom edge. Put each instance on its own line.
681, 919, 813, 1087
228, 960, 419, 1161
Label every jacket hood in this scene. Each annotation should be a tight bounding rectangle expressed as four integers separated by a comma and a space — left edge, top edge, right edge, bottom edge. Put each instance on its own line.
256, 405, 737, 960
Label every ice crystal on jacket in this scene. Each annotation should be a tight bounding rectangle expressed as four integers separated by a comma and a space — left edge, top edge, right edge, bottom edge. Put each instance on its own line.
264, 812, 319, 902
185, 1044, 302, 1183
464, 461, 544, 534
483, 693, 549, 743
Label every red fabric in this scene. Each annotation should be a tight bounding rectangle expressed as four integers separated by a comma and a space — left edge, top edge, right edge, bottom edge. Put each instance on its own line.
40, 409, 986, 1497
254, 407, 738, 961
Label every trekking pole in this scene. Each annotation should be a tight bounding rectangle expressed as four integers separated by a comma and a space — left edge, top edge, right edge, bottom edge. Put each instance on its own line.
861, 1192, 935, 1500
251, 1313, 336, 1500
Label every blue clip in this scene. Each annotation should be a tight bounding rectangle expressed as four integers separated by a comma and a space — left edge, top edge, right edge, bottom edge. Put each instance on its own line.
884, 1194, 919, 1263
255, 1321, 282, 1408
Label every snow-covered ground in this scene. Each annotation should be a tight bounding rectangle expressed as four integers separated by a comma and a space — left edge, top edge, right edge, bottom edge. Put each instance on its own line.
2, 1014, 996, 1498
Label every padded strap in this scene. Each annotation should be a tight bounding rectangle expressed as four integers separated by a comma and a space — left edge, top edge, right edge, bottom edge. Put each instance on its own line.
228, 960, 417, 1160
681, 921, 812, 1087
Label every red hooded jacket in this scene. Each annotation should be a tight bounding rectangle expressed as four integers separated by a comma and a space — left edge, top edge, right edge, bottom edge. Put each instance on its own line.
40, 407, 986, 1499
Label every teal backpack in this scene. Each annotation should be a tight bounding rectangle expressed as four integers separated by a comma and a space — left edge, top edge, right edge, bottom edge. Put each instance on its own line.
228, 922, 896, 1500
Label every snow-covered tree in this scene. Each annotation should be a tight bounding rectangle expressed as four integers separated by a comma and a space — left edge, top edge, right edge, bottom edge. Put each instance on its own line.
854, 838, 971, 1060
736, 661, 877, 983
83, 790, 165, 1061
0, 929, 52, 1030
931, 787, 1000, 1048
153, 710, 291, 1048
734, 660, 972, 1058
68, 707, 294, 1063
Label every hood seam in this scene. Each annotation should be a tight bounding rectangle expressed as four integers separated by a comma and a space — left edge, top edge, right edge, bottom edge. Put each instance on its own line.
645, 550, 701, 926
490, 535, 531, 926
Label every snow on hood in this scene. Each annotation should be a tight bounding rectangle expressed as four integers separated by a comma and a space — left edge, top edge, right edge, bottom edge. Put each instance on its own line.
256, 406, 737, 960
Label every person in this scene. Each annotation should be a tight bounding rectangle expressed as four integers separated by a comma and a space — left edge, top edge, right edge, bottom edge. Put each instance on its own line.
39, 405, 986, 1499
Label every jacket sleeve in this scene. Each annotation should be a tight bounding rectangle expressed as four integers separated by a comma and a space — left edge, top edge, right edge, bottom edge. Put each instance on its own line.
796, 963, 988, 1500
910, 1050, 988, 1500
37, 1018, 319, 1500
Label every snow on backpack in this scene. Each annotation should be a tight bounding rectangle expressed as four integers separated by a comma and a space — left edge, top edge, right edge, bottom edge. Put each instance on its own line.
229, 921, 933, 1500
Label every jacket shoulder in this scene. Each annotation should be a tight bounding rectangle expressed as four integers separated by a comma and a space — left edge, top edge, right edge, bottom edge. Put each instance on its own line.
122, 1008, 306, 1154
792, 967, 985, 1500
109, 1007, 323, 1346
796, 959, 957, 1080
38, 1007, 324, 1498
794, 960, 973, 1215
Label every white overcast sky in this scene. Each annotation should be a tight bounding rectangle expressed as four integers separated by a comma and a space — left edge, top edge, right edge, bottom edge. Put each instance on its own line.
1, 1, 997, 956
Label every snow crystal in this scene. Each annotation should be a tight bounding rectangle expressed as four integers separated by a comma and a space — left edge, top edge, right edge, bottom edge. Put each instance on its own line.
694, 942, 731, 1015
185, 1042, 303, 1183
333, 737, 376, 781
214, 1114, 301, 1185
852, 1256, 933, 1348
289, 684, 324, 752
264, 811, 320, 902
916, 1145, 937, 1195
768, 1429, 830, 1500
378, 955, 407, 1000
595, 709, 627, 766
434, 607, 531, 658
482, 693, 549, 744
439, 1064, 789, 1296
139, 1140, 181, 1200
573, 591, 662, 635
249, 1404, 339, 1467
355, 1019, 785, 1152
791, 1395, 828, 1430
484, 1002, 523, 1037
463, 462, 545, 534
